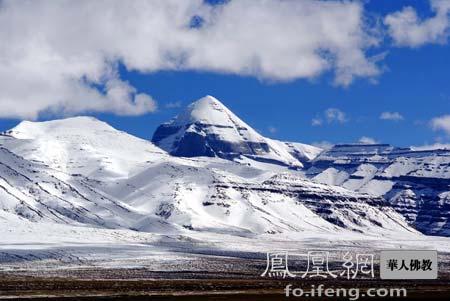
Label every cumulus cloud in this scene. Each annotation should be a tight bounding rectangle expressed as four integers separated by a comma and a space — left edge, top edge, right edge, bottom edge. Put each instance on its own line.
384, 0, 450, 47
358, 136, 378, 144
189, 0, 382, 86
0, 0, 384, 119
380, 111, 404, 121
430, 114, 450, 135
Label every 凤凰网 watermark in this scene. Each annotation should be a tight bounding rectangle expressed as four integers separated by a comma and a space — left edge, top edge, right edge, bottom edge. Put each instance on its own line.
285, 284, 407, 300
260, 250, 438, 280
261, 250, 375, 279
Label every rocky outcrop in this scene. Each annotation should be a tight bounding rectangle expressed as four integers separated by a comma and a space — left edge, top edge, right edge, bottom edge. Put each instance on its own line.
307, 144, 450, 236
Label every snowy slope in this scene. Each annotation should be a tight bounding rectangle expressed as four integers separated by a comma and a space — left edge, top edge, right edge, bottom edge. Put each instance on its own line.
104, 158, 415, 236
0, 116, 416, 239
2, 209, 446, 272
152, 95, 321, 168
1, 116, 167, 180
0, 146, 142, 228
307, 144, 450, 236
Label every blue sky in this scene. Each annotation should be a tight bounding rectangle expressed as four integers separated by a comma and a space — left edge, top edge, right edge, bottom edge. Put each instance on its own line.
0, 0, 449, 148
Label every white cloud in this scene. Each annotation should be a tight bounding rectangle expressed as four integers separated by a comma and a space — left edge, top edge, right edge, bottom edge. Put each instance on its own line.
189, 0, 381, 86
312, 108, 347, 126
358, 136, 378, 144
0, 0, 383, 119
380, 111, 404, 121
384, 0, 450, 47
430, 114, 450, 135
325, 108, 348, 124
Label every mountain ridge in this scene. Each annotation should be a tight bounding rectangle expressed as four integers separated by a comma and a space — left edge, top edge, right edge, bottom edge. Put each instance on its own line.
0, 95, 448, 237
0, 99, 418, 238
307, 143, 450, 236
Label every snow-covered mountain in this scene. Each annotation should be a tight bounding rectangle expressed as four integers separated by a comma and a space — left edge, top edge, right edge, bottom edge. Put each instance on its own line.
152, 95, 321, 168
0, 111, 416, 238
0, 146, 139, 228
306, 144, 450, 236
1, 116, 167, 180
150, 96, 450, 237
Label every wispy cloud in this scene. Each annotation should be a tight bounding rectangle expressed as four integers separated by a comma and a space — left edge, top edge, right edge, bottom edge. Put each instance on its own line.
311, 118, 323, 127
358, 136, 378, 144
385, 0, 450, 47
267, 126, 277, 134
380, 111, 404, 121
430, 114, 450, 135
325, 108, 348, 124
312, 108, 348, 126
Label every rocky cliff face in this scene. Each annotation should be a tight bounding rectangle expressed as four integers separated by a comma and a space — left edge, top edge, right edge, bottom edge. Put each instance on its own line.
307, 144, 450, 236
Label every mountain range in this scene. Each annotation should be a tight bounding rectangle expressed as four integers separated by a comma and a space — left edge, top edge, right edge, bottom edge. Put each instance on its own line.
0, 95, 449, 242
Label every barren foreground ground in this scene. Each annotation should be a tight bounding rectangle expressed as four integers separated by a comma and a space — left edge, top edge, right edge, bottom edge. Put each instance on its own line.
1, 255, 450, 300
2, 222, 450, 300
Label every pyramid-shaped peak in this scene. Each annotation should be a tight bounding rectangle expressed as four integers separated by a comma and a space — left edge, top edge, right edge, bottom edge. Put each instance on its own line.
152, 95, 310, 168
194, 95, 223, 105
172, 95, 241, 127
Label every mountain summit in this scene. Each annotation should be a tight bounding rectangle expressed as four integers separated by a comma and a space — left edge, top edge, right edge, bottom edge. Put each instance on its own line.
152, 95, 321, 167
1, 116, 164, 178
